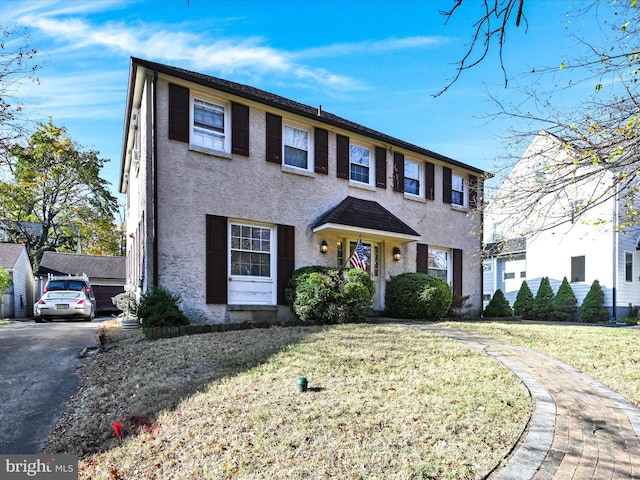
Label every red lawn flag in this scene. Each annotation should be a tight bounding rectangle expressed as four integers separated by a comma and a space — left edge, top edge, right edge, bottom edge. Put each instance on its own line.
348, 238, 368, 272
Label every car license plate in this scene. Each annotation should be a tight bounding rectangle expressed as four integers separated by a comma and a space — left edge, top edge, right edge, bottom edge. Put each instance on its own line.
55, 304, 69, 310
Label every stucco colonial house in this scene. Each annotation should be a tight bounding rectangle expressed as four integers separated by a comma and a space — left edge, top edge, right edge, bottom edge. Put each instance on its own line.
119, 58, 487, 324
484, 131, 640, 319
0, 243, 34, 319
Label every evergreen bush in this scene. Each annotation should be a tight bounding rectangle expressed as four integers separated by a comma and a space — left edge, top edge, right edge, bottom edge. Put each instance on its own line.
290, 267, 374, 324
513, 281, 535, 319
578, 279, 609, 323
385, 272, 452, 320
532, 277, 555, 320
133, 287, 190, 331
553, 277, 578, 321
483, 289, 513, 317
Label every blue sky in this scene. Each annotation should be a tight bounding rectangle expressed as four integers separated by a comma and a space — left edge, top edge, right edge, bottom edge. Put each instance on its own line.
3, 0, 600, 198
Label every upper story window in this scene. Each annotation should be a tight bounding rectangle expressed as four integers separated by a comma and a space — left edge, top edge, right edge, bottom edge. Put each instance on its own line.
284, 124, 310, 170
350, 144, 371, 184
192, 96, 229, 152
452, 173, 465, 206
404, 159, 421, 196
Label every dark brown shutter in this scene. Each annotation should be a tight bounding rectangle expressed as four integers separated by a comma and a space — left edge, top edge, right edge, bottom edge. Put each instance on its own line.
393, 152, 405, 192
336, 134, 349, 179
277, 224, 295, 305
453, 248, 463, 296
375, 146, 387, 188
416, 243, 428, 274
314, 128, 329, 175
231, 102, 250, 156
443, 166, 452, 203
206, 215, 228, 304
425, 162, 435, 200
168, 83, 189, 142
469, 175, 478, 210
265, 113, 282, 163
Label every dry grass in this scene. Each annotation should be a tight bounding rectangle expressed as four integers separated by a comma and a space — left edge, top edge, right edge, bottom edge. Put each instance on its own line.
442, 321, 640, 407
45, 322, 531, 480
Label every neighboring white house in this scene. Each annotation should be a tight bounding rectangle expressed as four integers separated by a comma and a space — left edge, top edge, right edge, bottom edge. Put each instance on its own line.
484, 131, 640, 319
119, 58, 488, 324
0, 243, 34, 319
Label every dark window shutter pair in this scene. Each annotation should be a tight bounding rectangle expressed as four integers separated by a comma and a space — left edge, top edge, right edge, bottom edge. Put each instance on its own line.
425, 162, 435, 200
375, 147, 387, 188
265, 113, 282, 163
443, 166, 452, 203
336, 134, 349, 179
169, 83, 189, 142
315, 128, 329, 174
206, 215, 228, 304
231, 103, 250, 156
393, 152, 405, 192
277, 224, 295, 305
416, 243, 428, 274
453, 249, 463, 296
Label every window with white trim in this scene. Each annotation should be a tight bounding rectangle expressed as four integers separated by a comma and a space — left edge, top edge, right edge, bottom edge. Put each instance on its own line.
452, 173, 465, 206
284, 124, 310, 170
428, 249, 449, 281
626, 252, 634, 283
350, 144, 371, 184
404, 159, 421, 196
191, 96, 229, 152
230, 224, 271, 277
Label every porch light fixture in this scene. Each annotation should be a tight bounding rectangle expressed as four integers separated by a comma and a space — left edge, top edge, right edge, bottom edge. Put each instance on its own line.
320, 240, 328, 254
393, 247, 402, 261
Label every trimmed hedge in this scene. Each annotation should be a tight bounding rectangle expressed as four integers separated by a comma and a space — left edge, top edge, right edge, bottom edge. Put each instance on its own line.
578, 279, 609, 323
553, 276, 578, 321
513, 281, 535, 319
483, 289, 513, 317
385, 272, 452, 320
287, 266, 375, 324
133, 287, 189, 331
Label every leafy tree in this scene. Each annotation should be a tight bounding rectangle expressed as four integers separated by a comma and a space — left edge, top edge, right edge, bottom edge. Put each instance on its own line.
0, 265, 12, 301
553, 277, 578, 321
483, 289, 513, 317
513, 281, 535, 319
532, 277, 554, 320
578, 279, 609, 323
0, 120, 119, 270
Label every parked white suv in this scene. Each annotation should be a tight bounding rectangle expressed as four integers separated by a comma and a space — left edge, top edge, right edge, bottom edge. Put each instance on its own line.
34, 274, 97, 323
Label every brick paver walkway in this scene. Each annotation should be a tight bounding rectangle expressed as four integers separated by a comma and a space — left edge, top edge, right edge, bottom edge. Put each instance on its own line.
394, 322, 640, 480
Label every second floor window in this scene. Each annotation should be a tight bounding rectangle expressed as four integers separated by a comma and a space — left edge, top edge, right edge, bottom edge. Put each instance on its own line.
452, 173, 465, 206
350, 144, 370, 184
404, 159, 421, 196
284, 125, 309, 169
193, 97, 226, 151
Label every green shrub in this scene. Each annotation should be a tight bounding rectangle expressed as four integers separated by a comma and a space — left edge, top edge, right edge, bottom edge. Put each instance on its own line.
289, 267, 374, 324
483, 289, 513, 317
578, 279, 609, 323
532, 277, 555, 320
385, 273, 452, 320
553, 277, 578, 321
513, 281, 535, 319
133, 287, 190, 331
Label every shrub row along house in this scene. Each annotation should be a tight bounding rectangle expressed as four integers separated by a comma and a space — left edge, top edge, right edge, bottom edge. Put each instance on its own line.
119, 58, 487, 324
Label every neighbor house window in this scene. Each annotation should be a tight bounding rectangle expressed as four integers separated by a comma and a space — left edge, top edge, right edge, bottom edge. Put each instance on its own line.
626, 252, 634, 283
452, 173, 465, 206
428, 249, 449, 281
571, 255, 585, 282
504, 272, 516, 280
284, 124, 310, 170
350, 144, 371, 184
230, 224, 271, 277
404, 159, 421, 196
483, 261, 493, 272
192, 97, 228, 151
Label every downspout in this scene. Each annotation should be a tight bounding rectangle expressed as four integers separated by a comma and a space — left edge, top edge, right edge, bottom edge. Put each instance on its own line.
152, 69, 159, 289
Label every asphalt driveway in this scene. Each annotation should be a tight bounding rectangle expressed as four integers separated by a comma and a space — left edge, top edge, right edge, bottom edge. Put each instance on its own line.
0, 318, 106, 453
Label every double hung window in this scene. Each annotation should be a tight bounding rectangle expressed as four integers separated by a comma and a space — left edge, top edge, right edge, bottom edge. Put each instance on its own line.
404, 159, 421, 196
192, 97, 228, 152
428, 249, 449, 281
284, 125, 309, 170
350, 144, 371, 184
451, 173, 465, 206
230, 224, 271, 277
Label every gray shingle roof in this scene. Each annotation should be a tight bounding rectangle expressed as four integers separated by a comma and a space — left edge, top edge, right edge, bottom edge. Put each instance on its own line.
313, 196, 419, 236
0, 243, 26, 270
37, 252, 125, 279
129, 57, 487, 176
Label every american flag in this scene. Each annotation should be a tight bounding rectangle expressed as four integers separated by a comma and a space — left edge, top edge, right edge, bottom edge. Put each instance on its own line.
348, 238, 368, 272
